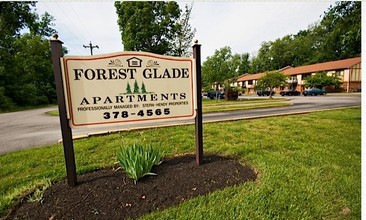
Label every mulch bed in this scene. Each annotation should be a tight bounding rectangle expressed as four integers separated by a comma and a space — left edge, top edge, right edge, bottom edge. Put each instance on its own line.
6, 154, 257, 219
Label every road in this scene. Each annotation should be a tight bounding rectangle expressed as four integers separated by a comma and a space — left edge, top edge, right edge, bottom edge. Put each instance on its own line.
0, 94, 360, 154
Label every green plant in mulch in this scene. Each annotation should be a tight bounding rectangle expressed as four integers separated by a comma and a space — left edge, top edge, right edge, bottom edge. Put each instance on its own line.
27, 179, 51, 203
117, 144, 163, 183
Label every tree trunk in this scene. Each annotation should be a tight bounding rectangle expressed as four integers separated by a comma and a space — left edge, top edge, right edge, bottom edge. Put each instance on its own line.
269, 86, 273, 99
225, 88, 238, 100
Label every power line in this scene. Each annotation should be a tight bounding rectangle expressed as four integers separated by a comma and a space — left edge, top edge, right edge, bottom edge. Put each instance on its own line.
39, 2, 119, 55
68, 4, 94, 42
54, 2, 91, 43
43, 2, 93, 55
41, 2, 86, 55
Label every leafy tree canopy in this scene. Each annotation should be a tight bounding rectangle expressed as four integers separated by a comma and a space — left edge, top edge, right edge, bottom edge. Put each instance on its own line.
255, 71, 287, 98
0, 2, 36, 41
202, 46, 243, 91
115, 1, 195, 56
237, 53, 250, 75
303, 72, 341, 89
246, 1, 360, 74
315, 1, 361, 61
170, 3, 196, 56
0, 2, 57, 110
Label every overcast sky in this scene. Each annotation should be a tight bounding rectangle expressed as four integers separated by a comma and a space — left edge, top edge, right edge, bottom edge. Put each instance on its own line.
36, 1, 336, 61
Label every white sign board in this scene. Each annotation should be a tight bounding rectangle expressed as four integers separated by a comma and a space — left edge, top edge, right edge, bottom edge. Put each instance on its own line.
61, 52, 196, 127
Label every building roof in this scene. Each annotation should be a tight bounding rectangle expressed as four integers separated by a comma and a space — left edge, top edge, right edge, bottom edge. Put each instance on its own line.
237, 72, 265, 81
237, 57, 361, 82
282, 57, 361, 76
279, 66, 293, 71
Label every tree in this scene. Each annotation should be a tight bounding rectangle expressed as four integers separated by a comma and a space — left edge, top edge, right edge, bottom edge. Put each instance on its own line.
170, 3, 196, 57
0, 2, 37, 90
255, 71, 287, 98
267, 35, 295, 69
115, 1, 183, 55
0, 2, 58, 109
249, 41, 274, 73
0, 2, 37, 43
303, 72, 341, 90
133, 80, 140, 93
10, 34, 56, 106
126, 82, 132, 94
291, 29, 315, 66
0, 87, 15, 110
246, 1, 360, 73
29, 12, 55, 37
237, 53, 250, 74
141, 82, 147, 93
202, 46, 241, 97
311, 1, 361, 62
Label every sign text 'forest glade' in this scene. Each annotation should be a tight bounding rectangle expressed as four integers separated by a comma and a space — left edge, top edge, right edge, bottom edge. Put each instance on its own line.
61, 52, 196, 127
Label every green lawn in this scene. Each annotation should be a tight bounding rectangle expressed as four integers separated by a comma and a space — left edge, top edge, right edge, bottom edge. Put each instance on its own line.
0, 107, 361, 219
202, 98, 290, 113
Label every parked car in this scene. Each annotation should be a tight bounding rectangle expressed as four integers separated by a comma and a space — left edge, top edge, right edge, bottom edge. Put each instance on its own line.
207, 91, 225, 99
256, 90, 276, 96
280, 90, 301, 96
202, 92, 210, 100
302, 88, 326, 96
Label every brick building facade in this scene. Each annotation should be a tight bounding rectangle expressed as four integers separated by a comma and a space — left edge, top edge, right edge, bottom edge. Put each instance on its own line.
237, 57, 361, 94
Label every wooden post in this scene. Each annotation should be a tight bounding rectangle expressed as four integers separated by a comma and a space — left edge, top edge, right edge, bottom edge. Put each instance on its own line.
50, 34, 77, 187
193, 41, 203, 165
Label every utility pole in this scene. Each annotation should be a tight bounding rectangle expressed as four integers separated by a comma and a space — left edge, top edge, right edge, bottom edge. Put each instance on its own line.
83, 41, 99, 55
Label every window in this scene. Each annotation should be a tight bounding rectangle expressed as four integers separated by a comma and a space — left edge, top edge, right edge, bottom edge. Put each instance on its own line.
301, 73, 311, 80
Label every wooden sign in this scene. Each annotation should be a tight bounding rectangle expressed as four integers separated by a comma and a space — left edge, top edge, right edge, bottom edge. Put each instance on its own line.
61, 52, 196, 127
51, 35, 203, 187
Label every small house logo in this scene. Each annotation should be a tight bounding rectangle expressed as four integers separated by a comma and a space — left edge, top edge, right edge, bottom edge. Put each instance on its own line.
126, 57, 143, 67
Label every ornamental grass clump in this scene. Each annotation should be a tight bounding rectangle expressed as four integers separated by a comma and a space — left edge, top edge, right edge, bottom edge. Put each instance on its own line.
117, 143, 163, 183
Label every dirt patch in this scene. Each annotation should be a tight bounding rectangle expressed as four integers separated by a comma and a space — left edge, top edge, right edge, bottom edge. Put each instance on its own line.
6, 154, 257, 219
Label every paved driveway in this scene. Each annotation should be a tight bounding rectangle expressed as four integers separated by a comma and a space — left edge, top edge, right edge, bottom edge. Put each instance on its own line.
0, 94, 360, 154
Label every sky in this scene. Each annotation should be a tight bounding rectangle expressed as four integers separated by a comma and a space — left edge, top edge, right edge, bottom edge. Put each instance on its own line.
36, 1, 337, 61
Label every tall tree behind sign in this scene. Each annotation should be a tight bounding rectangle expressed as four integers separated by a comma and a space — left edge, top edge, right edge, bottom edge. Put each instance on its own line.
202, 46, 242, 92
247, 1, 360, 74
0, 2, 58, 110
115, 1, 195, 56
170, 3, 196, 57
313, 1, 361, 62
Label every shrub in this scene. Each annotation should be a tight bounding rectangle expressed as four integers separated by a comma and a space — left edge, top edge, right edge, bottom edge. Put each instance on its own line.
27, 179, 51, 202
0, 87, 15, 110
117, 144, 163, 183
